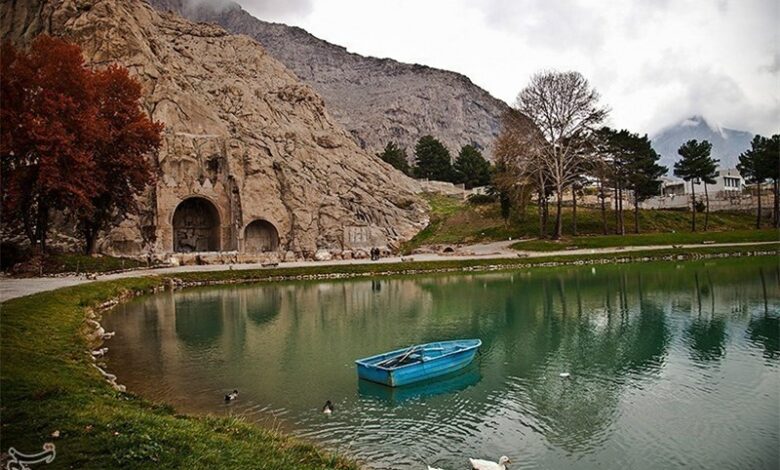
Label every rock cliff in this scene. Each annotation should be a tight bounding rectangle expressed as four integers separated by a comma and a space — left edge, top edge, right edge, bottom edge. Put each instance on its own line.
148, 0, 512, 160
1, 0, 428, 260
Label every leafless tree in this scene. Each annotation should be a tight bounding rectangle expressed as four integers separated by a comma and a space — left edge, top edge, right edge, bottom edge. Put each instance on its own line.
515, 71, 609, 239
493, 109, 545, 233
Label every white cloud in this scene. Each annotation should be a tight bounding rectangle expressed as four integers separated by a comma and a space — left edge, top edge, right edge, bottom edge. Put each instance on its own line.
233, 0, 779, 135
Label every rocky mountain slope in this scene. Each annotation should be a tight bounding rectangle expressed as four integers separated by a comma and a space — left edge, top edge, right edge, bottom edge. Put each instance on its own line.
1, 0, 427, 258
651, 116, 753, 171
148, 0, 512, 160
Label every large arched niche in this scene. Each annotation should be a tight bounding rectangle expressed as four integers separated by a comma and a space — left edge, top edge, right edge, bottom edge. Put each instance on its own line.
244, 219, 279, 253
172, 197, 221, 252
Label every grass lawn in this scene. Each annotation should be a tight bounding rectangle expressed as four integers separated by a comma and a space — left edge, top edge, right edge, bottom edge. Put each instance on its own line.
511, 229, 780, 252
7, 253, 152, 276
2, 245, 777, 469
401, 193, 768, 254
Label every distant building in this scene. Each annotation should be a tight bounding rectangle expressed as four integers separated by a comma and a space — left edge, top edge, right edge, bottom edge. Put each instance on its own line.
660, 168, 744, 196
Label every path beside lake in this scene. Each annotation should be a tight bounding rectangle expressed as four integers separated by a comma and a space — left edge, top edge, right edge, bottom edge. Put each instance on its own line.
2, 240, 777, 301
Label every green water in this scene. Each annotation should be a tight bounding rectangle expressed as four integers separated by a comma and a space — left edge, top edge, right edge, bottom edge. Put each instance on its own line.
104, 258, 780, 469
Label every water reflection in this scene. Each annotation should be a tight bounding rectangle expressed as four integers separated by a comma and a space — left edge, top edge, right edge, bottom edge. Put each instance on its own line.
359, 366, 482, 404
105, 258, 780, 470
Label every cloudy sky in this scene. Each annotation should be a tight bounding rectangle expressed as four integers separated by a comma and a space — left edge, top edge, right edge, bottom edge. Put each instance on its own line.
227, 0, 776, 136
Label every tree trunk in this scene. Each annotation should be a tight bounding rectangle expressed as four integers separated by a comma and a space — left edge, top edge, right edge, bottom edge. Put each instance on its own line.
634, 194, 640, 234
572, 188, 578, 236
774, 179, 779, 228
703, 182, 710, 231
690, 180, 697, 232
34, 201, 50, 254
554, 189, 563, 239
538, 191, 545, 238
756, 181, 762, 229
618, 184, 625, 236
599, 177, 607, 235
84, 226, 99, 255
614, 184, 620, 235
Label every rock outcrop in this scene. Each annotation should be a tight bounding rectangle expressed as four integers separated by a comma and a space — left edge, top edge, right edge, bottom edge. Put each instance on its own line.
1, 0, 428, 260
148, 0, 512, 161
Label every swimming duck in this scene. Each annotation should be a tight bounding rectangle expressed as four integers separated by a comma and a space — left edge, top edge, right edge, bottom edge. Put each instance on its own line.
469, 456, 511, 470
322, 400, 334, 415
224, 390, 239, 402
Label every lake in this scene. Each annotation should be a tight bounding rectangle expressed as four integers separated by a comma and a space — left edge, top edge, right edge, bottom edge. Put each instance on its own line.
103, 257, 779, 469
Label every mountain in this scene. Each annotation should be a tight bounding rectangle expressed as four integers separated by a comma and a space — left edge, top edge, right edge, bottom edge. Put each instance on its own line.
148, 0, 515, 161
651, 116, 753, 172
1, 0, 427, 258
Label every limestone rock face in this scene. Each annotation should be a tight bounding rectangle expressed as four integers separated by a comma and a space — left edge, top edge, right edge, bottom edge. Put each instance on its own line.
148, 0, 512, 161
1, 0, 428, 258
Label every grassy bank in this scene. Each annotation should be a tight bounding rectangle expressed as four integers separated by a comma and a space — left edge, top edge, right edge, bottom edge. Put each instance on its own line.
401, 194, 762, 253
1, 244, 777, 469
510, 229, 780, 252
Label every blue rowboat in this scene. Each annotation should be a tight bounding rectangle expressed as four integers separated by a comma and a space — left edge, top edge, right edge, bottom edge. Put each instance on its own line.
355, 339, 482, 387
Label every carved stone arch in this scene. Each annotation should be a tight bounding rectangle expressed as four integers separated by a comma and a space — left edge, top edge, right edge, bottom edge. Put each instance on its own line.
244, 219, 279, 253
172, 197, 221, 252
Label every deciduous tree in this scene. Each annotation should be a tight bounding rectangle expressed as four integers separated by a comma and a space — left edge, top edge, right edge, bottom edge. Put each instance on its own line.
515, 71, 608, 239
79, 65, 163, 254
1, 36, 162, 254
1, 36, 99, 253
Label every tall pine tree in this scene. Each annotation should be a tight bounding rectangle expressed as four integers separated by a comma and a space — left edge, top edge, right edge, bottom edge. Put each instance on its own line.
453, 145, 491, 189
414, 135, 453, 181
674, 139, 715, 232
377, 141, 411, 176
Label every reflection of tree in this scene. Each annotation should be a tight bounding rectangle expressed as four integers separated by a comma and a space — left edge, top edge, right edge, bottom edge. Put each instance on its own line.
515, 272, 670, 452
747, 316, 779, 359
747, 268, 779, 359
685, 318, 727, 361
683, 270, 728, 363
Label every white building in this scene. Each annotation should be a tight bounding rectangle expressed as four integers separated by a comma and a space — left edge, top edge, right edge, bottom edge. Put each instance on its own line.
660, 168, 744, 196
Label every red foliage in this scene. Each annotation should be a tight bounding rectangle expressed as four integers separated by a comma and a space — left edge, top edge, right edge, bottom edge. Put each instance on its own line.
1, 36, 162, 253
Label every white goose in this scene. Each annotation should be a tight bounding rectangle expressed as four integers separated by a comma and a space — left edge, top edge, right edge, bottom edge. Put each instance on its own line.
469, 456, 511, 470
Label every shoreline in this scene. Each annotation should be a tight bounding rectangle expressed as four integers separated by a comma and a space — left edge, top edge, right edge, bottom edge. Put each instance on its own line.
2, 240, 778, 302
0, 244, 777, 468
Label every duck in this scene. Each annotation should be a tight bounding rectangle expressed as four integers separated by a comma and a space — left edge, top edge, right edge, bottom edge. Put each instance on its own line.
322, 400, 334, 415
224, 389, 239, 402
559, 372, 571, 378
469, 456, 511, 470
427, 466, 444, 470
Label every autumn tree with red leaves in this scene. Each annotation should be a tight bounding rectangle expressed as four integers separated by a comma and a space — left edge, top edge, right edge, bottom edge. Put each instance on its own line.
1, 36, 161, 254
80, 65, 163, 254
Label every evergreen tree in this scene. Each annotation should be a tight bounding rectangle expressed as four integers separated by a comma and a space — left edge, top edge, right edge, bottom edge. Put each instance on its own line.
759, 134, 780, 228
737, 135, 767, 229
624, 134, 666, 233
453, 145, 491, 189
414, 135, 453, 181
674, 139, 715, 231
377, 141, 411, 176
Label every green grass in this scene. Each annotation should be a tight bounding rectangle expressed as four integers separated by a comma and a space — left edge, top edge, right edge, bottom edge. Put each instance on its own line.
2, 244, 777, 468
511, 229, 780, 252
48, 254, 150, 274
401, 194, 766, 254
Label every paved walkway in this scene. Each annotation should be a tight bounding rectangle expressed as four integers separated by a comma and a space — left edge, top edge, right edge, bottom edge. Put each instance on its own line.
1, 241, 776, 302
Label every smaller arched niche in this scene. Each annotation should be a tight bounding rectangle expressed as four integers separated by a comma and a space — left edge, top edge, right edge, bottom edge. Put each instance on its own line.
244, 219, 279, 253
